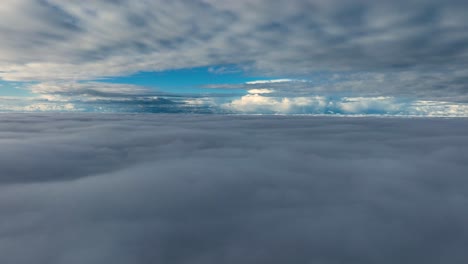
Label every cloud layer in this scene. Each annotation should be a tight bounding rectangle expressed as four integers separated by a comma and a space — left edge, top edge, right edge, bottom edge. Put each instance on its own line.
1, 1, 467, 78
1, 114, 468, 263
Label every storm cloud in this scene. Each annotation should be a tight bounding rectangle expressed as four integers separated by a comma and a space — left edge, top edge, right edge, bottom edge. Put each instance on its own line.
1, 114, 468, 263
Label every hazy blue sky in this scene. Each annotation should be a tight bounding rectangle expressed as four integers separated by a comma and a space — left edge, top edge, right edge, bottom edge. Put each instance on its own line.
1, 0, 467, 115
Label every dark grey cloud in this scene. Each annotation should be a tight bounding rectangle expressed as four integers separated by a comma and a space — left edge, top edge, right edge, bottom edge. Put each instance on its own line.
29, 82, 155, 98
1, 114, 468, 263
0, 96, 218, 114
0, 82, 223, 113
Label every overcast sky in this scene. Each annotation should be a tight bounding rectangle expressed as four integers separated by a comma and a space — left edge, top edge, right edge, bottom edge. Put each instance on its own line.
0, 0, 467, 114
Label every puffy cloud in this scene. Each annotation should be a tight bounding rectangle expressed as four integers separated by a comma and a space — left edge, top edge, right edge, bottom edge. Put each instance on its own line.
0, 114, 468, 263
407, 100, 468, 116
225, 94, 327, 114
223, 94, 468, 116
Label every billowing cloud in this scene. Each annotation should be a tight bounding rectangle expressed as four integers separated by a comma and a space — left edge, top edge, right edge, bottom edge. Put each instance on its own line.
223, 94, 468, 116
0, 114, 468, 263
225, 94, 327, 114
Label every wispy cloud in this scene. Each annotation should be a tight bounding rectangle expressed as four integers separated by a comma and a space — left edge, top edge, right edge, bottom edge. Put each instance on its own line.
245, 79, 306, 85
30, 82, 155, 100
0, 82, 219, 113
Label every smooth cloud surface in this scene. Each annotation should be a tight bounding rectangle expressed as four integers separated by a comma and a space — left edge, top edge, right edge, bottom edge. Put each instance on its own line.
1, 114, 468, 263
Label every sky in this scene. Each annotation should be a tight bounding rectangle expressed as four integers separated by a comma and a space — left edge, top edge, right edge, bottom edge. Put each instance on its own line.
0, 0, 468, 115
1, 114, 468, 263
2, 2, 468, 262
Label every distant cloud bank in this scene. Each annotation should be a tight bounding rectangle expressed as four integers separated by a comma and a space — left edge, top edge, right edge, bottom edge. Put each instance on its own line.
2, 94, 468, 116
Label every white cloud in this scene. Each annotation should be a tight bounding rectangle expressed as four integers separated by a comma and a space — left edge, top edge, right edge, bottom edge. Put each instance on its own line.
3, 102, 77, 112
183, 98, 215, 106
225, 94, 327, 114
247, 89, 274, 94
223, 94, 468, 116
246, 79, 304, 85
408, 100, 468, 117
